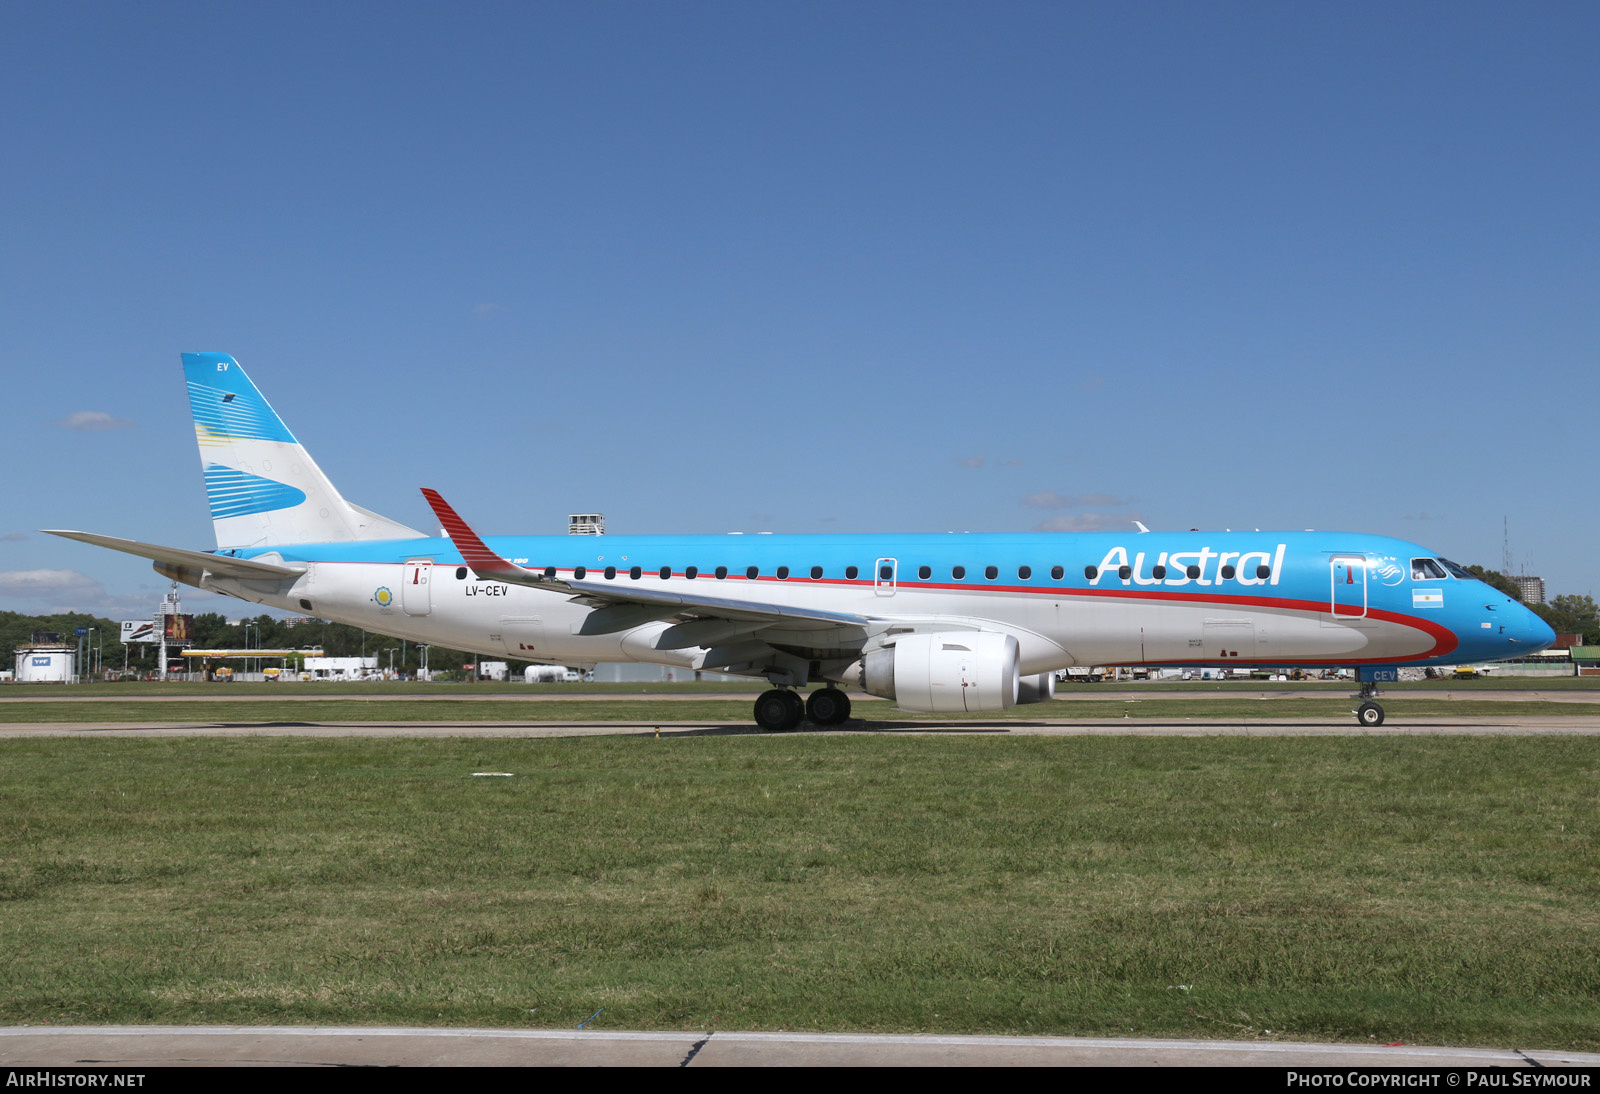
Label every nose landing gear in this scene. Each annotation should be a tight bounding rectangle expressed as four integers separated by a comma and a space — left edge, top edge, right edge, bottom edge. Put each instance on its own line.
1354, 680, 1385, 726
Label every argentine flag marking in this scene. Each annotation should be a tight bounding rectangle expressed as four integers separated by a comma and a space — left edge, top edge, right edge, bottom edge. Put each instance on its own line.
1413, 589, 1444, 609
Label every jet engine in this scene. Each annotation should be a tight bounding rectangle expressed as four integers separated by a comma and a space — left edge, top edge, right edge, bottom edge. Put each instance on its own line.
857, 632, 1020, 713
1016, 670, 1056, 705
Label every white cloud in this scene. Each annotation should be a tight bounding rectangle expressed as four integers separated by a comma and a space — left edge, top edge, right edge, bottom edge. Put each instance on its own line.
57, 411, 135, 431
0, 569, 104, 595
1033, 512, 1147, 533
958, 454, 986, 468
1022, 491, 1133, 509
0, 569, 245, 616
1, 532, 26, 542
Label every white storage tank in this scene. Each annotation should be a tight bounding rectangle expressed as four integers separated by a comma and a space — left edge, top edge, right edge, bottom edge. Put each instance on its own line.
14, 634, 75, 682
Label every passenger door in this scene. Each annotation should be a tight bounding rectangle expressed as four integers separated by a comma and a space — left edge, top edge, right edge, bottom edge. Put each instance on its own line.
1328, 555, 1367, 621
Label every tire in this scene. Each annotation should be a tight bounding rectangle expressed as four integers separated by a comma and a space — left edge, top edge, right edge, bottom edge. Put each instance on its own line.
1357, 702, 1385, 727
782, 689, 807, 730
754, 690, 794, 731
806, 688, 852, 726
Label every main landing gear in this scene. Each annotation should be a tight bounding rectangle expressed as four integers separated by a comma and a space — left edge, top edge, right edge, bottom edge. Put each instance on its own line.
752, 687, 853, 731
1355, 680, 1385, 727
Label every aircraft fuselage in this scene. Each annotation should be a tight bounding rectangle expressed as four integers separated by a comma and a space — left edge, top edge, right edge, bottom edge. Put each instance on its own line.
202, 529, 1544, 675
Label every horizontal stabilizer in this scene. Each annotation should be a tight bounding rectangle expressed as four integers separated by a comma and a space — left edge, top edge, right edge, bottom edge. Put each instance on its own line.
42, 530, 306, 580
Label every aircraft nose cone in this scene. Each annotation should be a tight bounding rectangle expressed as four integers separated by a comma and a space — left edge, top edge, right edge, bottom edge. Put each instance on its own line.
1524, 609, 1557, 653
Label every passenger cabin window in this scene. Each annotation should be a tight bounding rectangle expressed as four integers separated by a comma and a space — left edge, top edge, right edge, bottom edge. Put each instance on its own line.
604, 566, 617, 580
985, 566, 998, 580
952, 566, 966, 579
1050, 566, 1064, 580
1186, 564, 1201, 579
918, 565, 931, 580
1152, 565, 1167, 579
685, 567, 698, 579
1084, 566, 1098, 580
629, 566, 642, 580
1118, 565, 1132, 579
777, 566, 790, 579
659, 566, 671, 580
574, 566, 587, 579
810, 566, 822, 579
746, 566, 759, 580
1255, 564, 1271, 579
1018, 566, 1031, 580
544, 567, 556, 579
846, 565, 859, 580
880, 564, 893, 580
715, 566, 728, 580
456, 567, 468, 580
1412, 558, 1447, 580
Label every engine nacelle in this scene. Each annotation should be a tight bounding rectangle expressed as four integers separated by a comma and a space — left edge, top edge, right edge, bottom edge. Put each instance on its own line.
1016, 670, 1056, 706
860, 632, 1020, 713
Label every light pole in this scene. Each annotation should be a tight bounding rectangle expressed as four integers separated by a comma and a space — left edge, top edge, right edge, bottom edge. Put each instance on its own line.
385, 648, 398, 678
243, 621, 258, 678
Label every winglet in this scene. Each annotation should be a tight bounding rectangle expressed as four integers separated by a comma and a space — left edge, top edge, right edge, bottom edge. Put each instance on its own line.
420, 488, 519, 578
420, 488, 550, 586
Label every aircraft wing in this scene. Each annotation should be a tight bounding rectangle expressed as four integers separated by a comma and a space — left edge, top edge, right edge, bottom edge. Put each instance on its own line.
42, 530, 307, 579
421, 488, 876, 630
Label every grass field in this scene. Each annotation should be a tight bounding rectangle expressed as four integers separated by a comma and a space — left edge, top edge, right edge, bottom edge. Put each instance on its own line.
3, 734, 1598, 1048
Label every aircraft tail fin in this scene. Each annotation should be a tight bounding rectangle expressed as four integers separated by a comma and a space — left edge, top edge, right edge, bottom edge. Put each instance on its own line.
182, 352, 423, 549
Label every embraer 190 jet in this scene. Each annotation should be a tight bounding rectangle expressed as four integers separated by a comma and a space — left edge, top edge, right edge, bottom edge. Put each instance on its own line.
48, 353, 1555, 730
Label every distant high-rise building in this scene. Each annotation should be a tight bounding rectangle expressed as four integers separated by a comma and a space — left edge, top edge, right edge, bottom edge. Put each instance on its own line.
1513, 575, 1546, 605
568, 513, 605, 535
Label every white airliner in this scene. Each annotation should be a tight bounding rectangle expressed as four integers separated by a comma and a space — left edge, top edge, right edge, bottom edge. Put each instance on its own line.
48, 353, 1555, 730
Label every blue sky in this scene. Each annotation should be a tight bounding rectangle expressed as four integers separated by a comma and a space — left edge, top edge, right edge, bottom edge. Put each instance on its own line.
2, 1, 1595, 617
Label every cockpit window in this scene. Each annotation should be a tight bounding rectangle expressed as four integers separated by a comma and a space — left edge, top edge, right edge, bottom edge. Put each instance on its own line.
1411, 558, 1447, 580
1436, 557, 1475, 580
